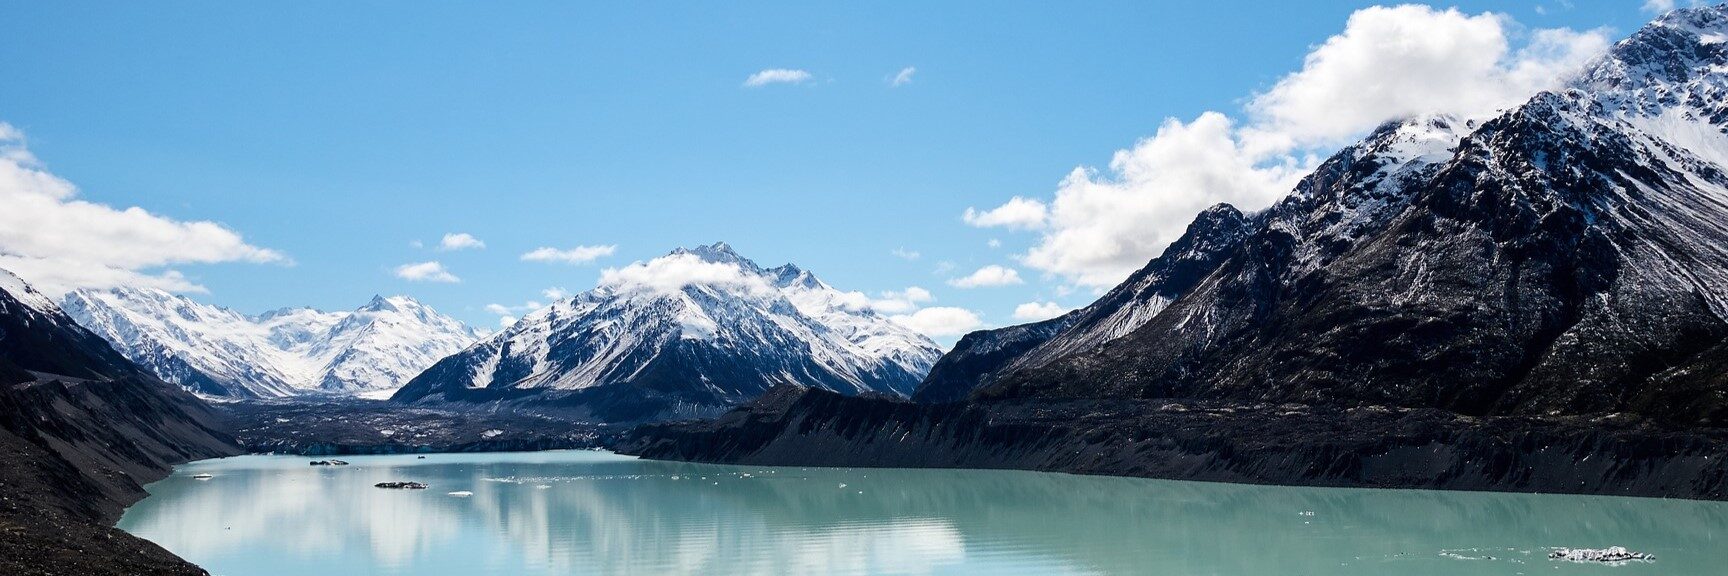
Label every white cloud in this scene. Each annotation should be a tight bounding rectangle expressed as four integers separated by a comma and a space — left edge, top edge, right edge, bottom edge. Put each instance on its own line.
889, 66, 917, 87
948, 265, 1024, 288
1012, 301, 1069, 322
890, 307, 983, 337
438, 232, 485, 251
987, 239, 1001, 249
498, 315, 517, 327
0, 123, 285, 296
1021, 112, 1306, 288
1243, 6, 1610, 151
541, 287, 571, 300
890, 247, 921, 261
869, 286, 935, 314
394, 261, 459, 283
598, 253, 774, 297
976, 6, 1610, 288
1643, 0, 1681, 13
962, 196, 1048, 230
744, 68, 813, 87
521, 244, 616, 265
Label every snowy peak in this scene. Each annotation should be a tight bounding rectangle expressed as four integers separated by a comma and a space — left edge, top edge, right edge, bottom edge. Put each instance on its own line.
62, 287, 481, 398
0, 267, 61, 315
391, 244, 942, 420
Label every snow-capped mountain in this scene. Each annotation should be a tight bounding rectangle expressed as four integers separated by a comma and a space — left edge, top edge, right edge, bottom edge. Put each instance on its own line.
391, 243, 943, 421
62, 288, 481, 398
931, 6, 1728, 426
0, 267, 142, 382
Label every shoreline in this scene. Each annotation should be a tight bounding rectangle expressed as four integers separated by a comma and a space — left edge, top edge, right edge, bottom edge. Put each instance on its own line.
616, 388, 1728, 503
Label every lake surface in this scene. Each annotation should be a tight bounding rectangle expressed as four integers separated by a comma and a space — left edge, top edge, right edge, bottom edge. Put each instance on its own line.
118, 450, 1728, 575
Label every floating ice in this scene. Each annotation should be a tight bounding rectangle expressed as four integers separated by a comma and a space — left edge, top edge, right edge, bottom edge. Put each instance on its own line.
1548, 547, 1655, 564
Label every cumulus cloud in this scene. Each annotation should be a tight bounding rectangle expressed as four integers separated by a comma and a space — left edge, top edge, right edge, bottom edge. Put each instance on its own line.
394, 261, 459, 283
962, 196, 1047, 230
744, 68, 813, 87
0, 123, 285, 296
1012, 301, 1069, 322
889, 66, 917, 87
541, 287, 571, 300
1242, 6, 1611, 151
438, 232, 485, 251
498, 315, 517, 327
598, 253, 774, 297
948, 265, 1023, 288
969, 6, 1611, 288
890, 247, 921, 261
521, 244, 616, 265
890, 307, 984, 338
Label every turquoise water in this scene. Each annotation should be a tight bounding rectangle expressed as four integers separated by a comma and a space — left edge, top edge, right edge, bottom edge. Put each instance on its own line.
118, 450, 1728, 575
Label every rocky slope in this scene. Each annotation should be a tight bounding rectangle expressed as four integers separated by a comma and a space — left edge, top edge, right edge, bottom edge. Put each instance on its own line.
0, 268, 242, 575
620, 7, 1728, 500
63, 288, 481, 398
392, 243, 942, 423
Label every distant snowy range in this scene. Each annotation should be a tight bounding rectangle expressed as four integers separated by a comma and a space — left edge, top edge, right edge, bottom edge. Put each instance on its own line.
62, 242, 943, 421
64, 290, 482, 399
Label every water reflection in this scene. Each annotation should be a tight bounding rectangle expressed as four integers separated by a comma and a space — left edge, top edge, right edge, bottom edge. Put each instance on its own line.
118, 451, 1728, 575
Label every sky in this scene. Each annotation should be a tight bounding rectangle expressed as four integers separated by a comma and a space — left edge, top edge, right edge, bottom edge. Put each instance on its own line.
0, 1, 1669, 346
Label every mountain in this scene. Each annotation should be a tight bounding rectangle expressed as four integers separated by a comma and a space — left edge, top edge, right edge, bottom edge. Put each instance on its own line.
0, 267, 242, 573
619, 7, 1728, 500
392, 243, 942, 422
62, 288, 481, 399
976, 7, 1728, 423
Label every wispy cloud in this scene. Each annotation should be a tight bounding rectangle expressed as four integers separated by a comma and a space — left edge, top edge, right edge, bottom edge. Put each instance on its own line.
743, 68, 813, 87
394, 261, 459, 283
438, 232, 485, 251
890, 247, 921, 261
889, 66, 917, 87
521, 244, 617, 265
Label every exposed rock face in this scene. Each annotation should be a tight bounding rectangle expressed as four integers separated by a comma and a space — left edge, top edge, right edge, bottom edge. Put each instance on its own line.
0, 268, 242, 575
621, 8, 1728, 501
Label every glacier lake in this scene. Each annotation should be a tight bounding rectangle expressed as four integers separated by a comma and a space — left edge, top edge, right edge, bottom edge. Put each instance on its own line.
118, 450, 1728, 575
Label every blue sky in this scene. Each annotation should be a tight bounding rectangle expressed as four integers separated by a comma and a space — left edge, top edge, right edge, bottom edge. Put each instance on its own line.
0, 1, 1660, 343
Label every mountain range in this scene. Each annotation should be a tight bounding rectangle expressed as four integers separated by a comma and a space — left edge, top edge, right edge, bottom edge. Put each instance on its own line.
621, 6, 1728, 500
391, 243, 943, 422
63, 288, 481, 399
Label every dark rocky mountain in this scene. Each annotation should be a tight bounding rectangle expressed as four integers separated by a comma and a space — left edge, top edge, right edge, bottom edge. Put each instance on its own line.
393, 243, 942, 423
620, 7, 1728, 500
0, 268, 242, 575
915, 202, 1253, 403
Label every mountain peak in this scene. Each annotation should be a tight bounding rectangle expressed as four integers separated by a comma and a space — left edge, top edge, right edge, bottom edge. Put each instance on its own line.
667, 242, 763, 269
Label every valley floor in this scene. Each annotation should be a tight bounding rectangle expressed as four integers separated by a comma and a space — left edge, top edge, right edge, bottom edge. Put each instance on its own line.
220, 399, 609, 455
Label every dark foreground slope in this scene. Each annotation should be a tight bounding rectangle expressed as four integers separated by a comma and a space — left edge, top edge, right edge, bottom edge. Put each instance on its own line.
620, 9, 1728, 501
0, 270, 241, 575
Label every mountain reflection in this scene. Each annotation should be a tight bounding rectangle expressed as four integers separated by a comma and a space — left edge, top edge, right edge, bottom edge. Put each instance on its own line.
118, 452, 1728, 576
